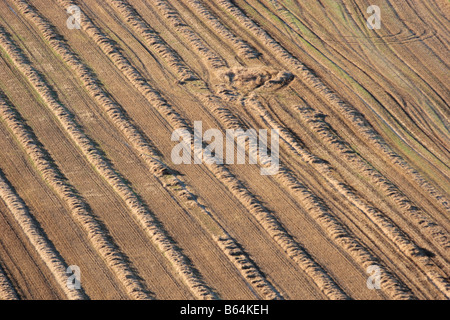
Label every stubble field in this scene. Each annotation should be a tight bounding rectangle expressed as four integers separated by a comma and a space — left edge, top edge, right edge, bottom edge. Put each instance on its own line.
0, 0, 448, 300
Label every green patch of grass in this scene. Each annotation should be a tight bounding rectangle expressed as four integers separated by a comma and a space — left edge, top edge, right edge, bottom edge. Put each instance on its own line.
379, 122, 446, 184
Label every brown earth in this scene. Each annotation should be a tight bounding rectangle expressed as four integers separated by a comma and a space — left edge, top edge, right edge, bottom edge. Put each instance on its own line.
0, 0, 448, 300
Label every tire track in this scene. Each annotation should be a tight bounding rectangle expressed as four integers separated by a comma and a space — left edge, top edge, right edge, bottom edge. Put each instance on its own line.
0, 167, 88, 300
267, 0, 450, 166
118, 0, 418, 299
149, 0, 442, 292
202, 83, 417, 299
54, 0, 349, 300
294, 106, 450, 253
0, 262, 19, 300
211, 0, 449, 212
0, 25, 216, 300
346, 0, 449, 142
0, 88, 152, 299
99, 0, 199, 82
254, 0, 449, 233
145, 0, 227, 69
1, 22, 215, 299
14, 0, 281, 299
244, 95, 449, 298
178, 0, 260, 59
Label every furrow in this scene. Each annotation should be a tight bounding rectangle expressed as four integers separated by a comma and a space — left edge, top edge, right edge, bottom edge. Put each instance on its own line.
0, 167, 87, 300
14, 0, 282, 299
266, 0, 449, 156
0, 25, 215, 300
102, 0, 198, 82
163, 174, 283, 300
54, 0, 349, 300
0, 262, 19, 300
11, 0, 169, 178
212, 0, 449, 212
150, 0, 227, 69
294, 106, 450, 252
241, 0, 449, 252
179, 0, 260, 59
215, 234, 283, 299
202, 90, 416, 299
203, 154, 350, 299
244, 96, 449, 298
97, 0, 444, 298
0, 89, 152, 300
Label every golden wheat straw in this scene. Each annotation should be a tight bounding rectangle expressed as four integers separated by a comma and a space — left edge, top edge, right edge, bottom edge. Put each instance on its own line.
55, 0, 349, 299
0, 167, 87, 299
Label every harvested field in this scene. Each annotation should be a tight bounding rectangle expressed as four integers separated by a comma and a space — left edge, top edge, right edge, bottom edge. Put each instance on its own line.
0, 0, 448, 300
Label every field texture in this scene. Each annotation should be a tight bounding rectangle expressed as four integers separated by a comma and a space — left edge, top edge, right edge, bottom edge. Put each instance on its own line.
0, 0, 448, 300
